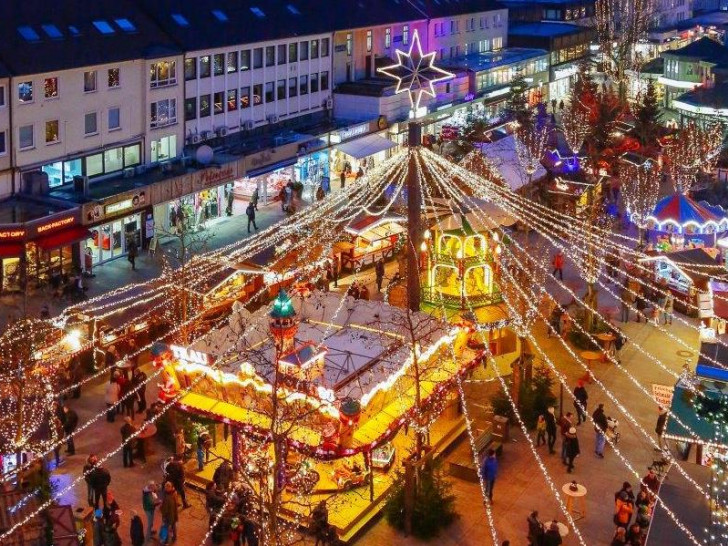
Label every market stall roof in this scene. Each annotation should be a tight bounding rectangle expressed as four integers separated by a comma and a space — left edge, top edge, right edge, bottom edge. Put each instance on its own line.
344, 213, 406, 236
639, 248, 727, 286
649, 193, 726, 230
335, 134, 397, 160
477, 135, 547, 191
425, 197, 517, 229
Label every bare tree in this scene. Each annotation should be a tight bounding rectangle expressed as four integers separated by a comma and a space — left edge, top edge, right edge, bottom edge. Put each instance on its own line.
663, 122, 724, 194
561, 99, 591, 158
513, 106, 551, 188
620, 159, 661, 245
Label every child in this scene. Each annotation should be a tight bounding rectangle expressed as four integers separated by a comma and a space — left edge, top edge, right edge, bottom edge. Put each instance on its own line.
536, 415, 546, 447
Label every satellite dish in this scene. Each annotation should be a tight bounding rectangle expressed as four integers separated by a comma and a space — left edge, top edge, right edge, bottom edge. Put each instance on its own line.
196, 145, 214, 165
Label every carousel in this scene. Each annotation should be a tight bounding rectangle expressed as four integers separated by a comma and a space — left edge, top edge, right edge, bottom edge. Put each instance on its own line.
153, 290, 518, 540
647, 193, 728, 249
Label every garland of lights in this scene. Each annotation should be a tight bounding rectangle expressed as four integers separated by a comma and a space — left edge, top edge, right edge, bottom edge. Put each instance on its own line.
621, 161, 661, 232
664, 122, 724, 194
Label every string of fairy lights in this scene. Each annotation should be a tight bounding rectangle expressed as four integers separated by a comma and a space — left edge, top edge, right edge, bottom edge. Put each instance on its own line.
423, 155, 706, 544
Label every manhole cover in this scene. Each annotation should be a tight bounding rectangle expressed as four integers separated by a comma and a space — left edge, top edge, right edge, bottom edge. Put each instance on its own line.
677, 350, 694, 358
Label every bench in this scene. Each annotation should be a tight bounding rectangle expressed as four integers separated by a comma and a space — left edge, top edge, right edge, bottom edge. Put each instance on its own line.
448, 428, 504, 482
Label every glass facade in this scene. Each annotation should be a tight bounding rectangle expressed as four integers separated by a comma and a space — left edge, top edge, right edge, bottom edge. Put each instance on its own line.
42, 142, 141, 187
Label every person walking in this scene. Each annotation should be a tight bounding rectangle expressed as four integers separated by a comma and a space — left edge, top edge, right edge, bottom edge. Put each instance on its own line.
132, 367, 147, 414
127, 238, 138, 271
52, 416, 65, 467
165, 454, 190, 508
142, 480, 161, 540
120, 374, 136, 420
481, 449, 498, 501
527, 510, 545, 546
121, 416, 137, 468
251, 187, 259, 211
246, 202, 258, 233
593, 403, 608, 458
573, 381, 588, 425
655, 406, 669, 451
62, 406, 78, 455
663, 292, 674, 325
559, 412, 574, 463
160, 481, 179, 545
105, 374, 121, 423
564, 427, 580, 473
339, 170, 346, 190
88, 463, 112, 508
375, 259, 385, 292
83, 455, 97, 506
130, 510, 145, 546
535, 415, 547, 447
552, 251, 564, 280
545, 406, 558, 455
279, 187, 288, 212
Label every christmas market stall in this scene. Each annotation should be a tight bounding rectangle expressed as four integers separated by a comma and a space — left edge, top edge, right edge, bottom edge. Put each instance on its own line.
647, 193, 728, 249
154, 290, 519, 541
333, 213, 405, 272
545, 171, 607, 218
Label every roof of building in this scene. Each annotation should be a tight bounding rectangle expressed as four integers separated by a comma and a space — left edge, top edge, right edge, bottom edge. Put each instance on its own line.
676, 10, 728, 31
663, 37, 728, 67
642, 56, 665, 74
0, 0, 180, 76
414, 0, 506, 17
439, 47, 548, 72
508, 22, 587, 37
674, 82, 728, 110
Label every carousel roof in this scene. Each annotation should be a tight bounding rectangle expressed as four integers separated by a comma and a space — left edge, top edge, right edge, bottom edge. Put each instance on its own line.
650, 193, 726, 228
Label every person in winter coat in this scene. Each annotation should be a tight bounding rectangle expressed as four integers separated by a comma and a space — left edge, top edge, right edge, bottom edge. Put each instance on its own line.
142, 480, 161, 539
88, 463, 112, 508
121, 416, 137, 468
573, 381, 588, 425
130, 510, 145, 546
246, 202, 258, 233
83, 455, 97, 506
592, 403, 608, 458
614, 491, 634, 529
105, 374, 121, 423
527, 510, 545, 545
543, 522, 563, 546
559, 412, 574, 463
552, 251, 564, 280
655, 406, 669, 450
536, 415, 547, 447
62, 406, 78, 455
626, 522, 643, 545
614, 482, 635, 504
564, 427, 580, 473
375, 260, 385, 292
636, 504, 651, 532
545, 407, 558, 454
132, 367, 147, 414
611, 527, 627, 546
213, 460, 234, 492
205, 482, 225, 535
481, 449, 498, 501
165, 454, 190, 508
160, 481, 179, 545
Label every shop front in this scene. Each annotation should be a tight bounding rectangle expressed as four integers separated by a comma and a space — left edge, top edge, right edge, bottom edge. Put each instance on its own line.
82, 190, 150, 267
0, 208, 86, 293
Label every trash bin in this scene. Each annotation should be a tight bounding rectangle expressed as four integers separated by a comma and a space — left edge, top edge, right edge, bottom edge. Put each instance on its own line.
493, 415, 510, 441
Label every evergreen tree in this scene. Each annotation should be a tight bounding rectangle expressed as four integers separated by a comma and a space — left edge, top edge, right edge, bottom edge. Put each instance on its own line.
505, 68, 532, 129
633, 78, 662, 154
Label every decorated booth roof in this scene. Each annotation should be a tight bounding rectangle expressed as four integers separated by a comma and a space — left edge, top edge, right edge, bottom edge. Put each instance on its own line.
650, 193, 725, 227
270, 289, 296, 319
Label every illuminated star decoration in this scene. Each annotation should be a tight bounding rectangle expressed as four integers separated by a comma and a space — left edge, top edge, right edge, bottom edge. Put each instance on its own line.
377, 29, 455, 112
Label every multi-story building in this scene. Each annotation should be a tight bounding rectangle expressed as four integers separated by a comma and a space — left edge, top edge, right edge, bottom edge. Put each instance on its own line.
501, 0, 596, 26
653, 0, 695, 29
0, 62, 10, 198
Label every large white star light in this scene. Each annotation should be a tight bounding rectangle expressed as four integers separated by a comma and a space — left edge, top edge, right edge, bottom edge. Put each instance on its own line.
377, 29, 455, 112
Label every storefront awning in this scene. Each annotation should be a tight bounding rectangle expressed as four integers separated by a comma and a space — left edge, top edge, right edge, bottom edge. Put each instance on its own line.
35, 227, 91, 251
0, 243, 24, 258
335, 134, 396, 160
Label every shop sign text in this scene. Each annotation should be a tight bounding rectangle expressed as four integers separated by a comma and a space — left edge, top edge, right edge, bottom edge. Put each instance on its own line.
0, 229, 26, 240
197, 165, 235, 187
37, 216, 74, 233
105, 199, 133, 215
170, 344, 210, 366
333, 123, 369, 143
249, 151, 273, 168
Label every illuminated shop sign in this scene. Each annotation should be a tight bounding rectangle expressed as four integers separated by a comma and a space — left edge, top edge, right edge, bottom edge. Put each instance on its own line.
0, 229, 26, 239
170, 344, 210, 366
37, 216, 74, 233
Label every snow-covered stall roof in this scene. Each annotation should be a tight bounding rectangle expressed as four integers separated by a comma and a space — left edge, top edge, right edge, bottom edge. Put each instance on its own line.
476, 134, 547, 191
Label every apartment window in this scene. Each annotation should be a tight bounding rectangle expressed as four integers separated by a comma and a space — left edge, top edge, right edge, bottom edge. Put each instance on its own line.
289, 77, 297, 97
185, 58, 197, 80
289, 43, 298, 63
151, 135, 177, 163
213, 92, 224, 114
385, 28, 391, 48
241, 50, 251, 71
321, 71, 329, 91
44, 77, 59, 98
200, 94, 211, 117
346, 33, 352, 56
265, 46, 275, 67
265, 82, 274, 103
277, 79, 286, 100
278, 44, 287, 65
253, 48, 263, 69
479, 39, 490, 53
240, 87, 250, 108
403, 25, 409, 45
19, 125, 33, 149
366, 30, 372, 52
310, 72, 319, 93
185, 97, 197, 120
108, 68, 121, 88
311, 39, 319, 59
322, 38, 329, 56
227, 89, 238, 111
45, 120, 59, 143
108, 107, 120, 130
84, 71, 97, 92
493, 37, 503, 50
213, 54, 224, 76
227, 52, 238, 73
150, 61, 176, 87
300, 41, 309, 61
84, 112, 98, 135
252, 84, 262, 105
200, 56, 211, 78
299, 74, 308, 95
450, 21, 455, 34
480, 16, 484, 29
18, 81, 33, 103
150, 99, 176, 127
0, 86, 5, 107
104, 148, 123, 173
0, 132, 5, 154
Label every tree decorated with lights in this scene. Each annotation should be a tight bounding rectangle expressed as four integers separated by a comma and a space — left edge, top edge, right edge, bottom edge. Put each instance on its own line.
633, 78, 663, 155
0, 318, 60, 458
561, 69, 594, 157
595, 0, 654, 102
514, 103, 551, 187
505, 68, 532, 130
586, 85, 622, 173
664, 121, 724, 194
621, 159, 661, 246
